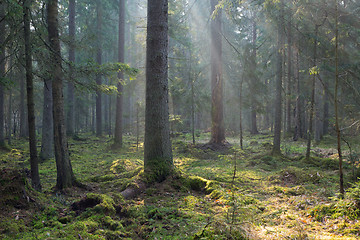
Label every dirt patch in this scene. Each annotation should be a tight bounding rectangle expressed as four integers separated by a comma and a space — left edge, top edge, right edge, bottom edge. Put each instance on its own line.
197, 141, 231, 152
71, 196, 101, 214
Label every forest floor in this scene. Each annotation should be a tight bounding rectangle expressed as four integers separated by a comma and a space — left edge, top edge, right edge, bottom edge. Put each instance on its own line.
1, 132, 360, 239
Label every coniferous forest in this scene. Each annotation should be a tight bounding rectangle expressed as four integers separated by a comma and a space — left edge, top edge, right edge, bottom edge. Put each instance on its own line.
1, 0, 360, 239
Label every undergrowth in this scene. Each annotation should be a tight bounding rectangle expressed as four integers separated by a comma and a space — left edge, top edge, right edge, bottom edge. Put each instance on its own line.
0, 132, 359, 239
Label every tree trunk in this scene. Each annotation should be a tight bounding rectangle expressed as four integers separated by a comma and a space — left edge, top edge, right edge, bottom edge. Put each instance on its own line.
209, 0, 225, 144
0, 1, 5, 147
66, 0, 75, 137
293, 46, 302, 141
323, 83, 329, 135
23, 0, 41, 191
286, 14, 292, 134
144, 0, 173, 182
19, 69, 27, 138
114, 0, 125, 148
7, 89, 11, 145
40, 79, 54, 160
306, 26, 318, 161
250, 18, 258, 135
334, 0, 344, 195
95, 0, 102, 137
47, 0, 77, 190
272, 0, 284, 155
239, 80, 244, 150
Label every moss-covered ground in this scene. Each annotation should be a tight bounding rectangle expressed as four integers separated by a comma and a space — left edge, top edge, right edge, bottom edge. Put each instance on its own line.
1, 132, 360, 239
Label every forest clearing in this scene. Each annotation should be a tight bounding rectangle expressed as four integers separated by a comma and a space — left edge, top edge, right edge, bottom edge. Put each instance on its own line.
1, 132, 360, 239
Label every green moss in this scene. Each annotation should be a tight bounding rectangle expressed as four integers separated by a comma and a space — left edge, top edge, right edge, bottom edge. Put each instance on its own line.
86, 193, 116, 215
91, 174, 116, 183
187, 176, 208, 191
0, 219, 28, 235
101, 216, 124, 231
207, 189, 222, 199
144, 158, 173, 183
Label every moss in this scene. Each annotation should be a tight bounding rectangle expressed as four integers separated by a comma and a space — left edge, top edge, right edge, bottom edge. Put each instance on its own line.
0, 219, 28, 235
80, 193, 116, 215
69, 220, 99, 232
144, 158, 173, 183
275, 166, 321, 185
187, 176, 208, 191
103, 229, 128, 240
207, 190, 223, 199
286, 185, 306, 196
101, 216, 123, 231
91, 174, 116, 183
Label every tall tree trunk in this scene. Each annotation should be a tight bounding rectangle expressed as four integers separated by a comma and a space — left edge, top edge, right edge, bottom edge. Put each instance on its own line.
95, 0, 102, 137
334, 0, 344, 195
114, 0, 125, 147
239, 80, 244, 150
250, 18, 258, 135
67, 0, 75, 137
209, 0, 225, 144
323, 82, 329, 135
293, 46, 302, 141
0, 1, 5, 147
8, 90, 11, 145
40, 79, 54, 160
19, 69, 27, 138
23, 0, 41, 191
144, 0, 173, 182
306, 26, 318, 161
47, 0, 77, 189
315, 80, 323, 142
272, 0, 284, 155
286, 14, 292, 134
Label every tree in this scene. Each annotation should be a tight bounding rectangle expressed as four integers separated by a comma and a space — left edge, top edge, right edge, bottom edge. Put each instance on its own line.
249, 16, 259, 135
0, 1, 5, 147
66, 0, 76, 136
23, 0, 41, 190
272, 0, 284, 155
334, 0, 344, 195
144, 0, 173, 181
40, 78, 54, 160
209, 0, 226, 145
95, 0, 102, 137
114, 0, 125, 148
47, 0, 78, 189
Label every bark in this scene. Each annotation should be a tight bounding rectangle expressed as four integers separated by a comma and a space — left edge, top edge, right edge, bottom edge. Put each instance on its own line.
293, 46, 302, 141
23, 0, 41, 191
0, 1, 5, 147
209, 0, 225, 144
323, 83, 329, 135
286, 15, 292, 134
239, 80, 244, 150
114, 0, 125, 147
144, 0, 173, 182
334, 0, 344, 195
19, 69, 27, 137
306, 26, 318, 161
7, 89, 11, 145
250, 18, 258, 135
95, 0, 102, 137
66, 0, 75, 137
40, 79, 54, 160
314, 80, 323, 142
47, 0, 77, 189
272, 0, 284, 155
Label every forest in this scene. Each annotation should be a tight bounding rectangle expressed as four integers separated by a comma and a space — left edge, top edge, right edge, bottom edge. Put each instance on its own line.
0, 0, 360, 239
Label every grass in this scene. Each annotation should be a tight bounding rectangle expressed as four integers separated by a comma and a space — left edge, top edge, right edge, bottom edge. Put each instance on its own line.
0, 132, 360, 239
